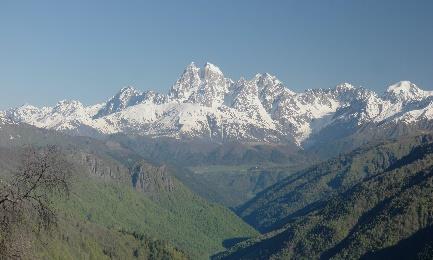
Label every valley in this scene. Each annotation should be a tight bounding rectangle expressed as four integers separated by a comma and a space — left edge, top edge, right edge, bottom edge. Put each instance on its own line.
2, 111, 433, 259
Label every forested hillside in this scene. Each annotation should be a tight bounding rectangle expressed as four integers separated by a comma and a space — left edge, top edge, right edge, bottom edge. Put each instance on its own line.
216, 135, 433, 259
0, 124, 257, 259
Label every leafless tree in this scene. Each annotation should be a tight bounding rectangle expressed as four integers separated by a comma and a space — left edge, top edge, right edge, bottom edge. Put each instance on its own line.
0, 145, 71, 259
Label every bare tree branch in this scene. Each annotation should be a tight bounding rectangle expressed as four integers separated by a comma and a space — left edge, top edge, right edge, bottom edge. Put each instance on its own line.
0, 145, 72, 258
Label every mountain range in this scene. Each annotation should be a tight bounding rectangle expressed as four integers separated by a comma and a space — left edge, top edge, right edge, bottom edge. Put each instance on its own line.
3, 62, 433, 146
2, 63, 433, 259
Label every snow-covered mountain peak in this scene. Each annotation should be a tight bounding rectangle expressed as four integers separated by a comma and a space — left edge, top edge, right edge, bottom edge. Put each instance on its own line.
252, 73, 295, 96
118, 86, 140, 96
112, 86, 143, 105
201, 62, 225, 81
255, 72, 280, 81
53, 100, 85, 114
168, 63, 201, 101
186, 61, 198, 69
17, 104, 40, 111
254, 73, 279, 83
93, 86, 145, 118
0, 111, 14, 125
387, 81, 416, 92
6, 104, 42, 122
168, 62, 230, 107
192, 63, 231, 107
385, 81, 432, 102
55, 99, 83, 107
335, 82, 356, 92
178, 62, 200, 78
203, 62, 222, 74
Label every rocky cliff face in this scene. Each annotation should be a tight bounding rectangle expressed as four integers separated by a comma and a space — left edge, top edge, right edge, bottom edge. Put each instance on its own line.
130, 161, 175, 194
68, 148, 175, 195
68, 150, 130, 181
66, 149, 175, 194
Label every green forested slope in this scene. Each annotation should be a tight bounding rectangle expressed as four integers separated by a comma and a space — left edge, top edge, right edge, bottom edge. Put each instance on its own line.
217, 135, 433, 259
34, 173, 257, 259
0, 124, 258, 259
35, 215, 189, 260
237, 135, 433, 232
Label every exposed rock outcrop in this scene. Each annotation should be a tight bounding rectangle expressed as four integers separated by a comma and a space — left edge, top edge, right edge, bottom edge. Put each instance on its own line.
131, 161, 175, 194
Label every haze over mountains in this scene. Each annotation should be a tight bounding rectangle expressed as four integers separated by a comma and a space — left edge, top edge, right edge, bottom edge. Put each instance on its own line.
3, 62, 433, 146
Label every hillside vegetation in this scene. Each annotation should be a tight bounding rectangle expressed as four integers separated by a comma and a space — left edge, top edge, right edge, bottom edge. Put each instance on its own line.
217, 135, 433, 259
237, 135, 433, 232
0, 124, 258, 259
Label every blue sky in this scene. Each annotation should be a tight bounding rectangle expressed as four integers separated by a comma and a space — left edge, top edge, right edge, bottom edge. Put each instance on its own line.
1, 0, 432, 109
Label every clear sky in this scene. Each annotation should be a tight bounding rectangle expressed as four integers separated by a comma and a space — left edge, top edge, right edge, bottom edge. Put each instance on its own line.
1, 0, 432, 109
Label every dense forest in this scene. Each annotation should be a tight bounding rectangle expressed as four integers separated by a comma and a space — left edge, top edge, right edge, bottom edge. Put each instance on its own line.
215, 135, 433, 259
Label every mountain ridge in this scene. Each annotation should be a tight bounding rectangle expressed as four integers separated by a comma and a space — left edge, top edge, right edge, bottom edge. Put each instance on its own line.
4, 62, 433, 146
